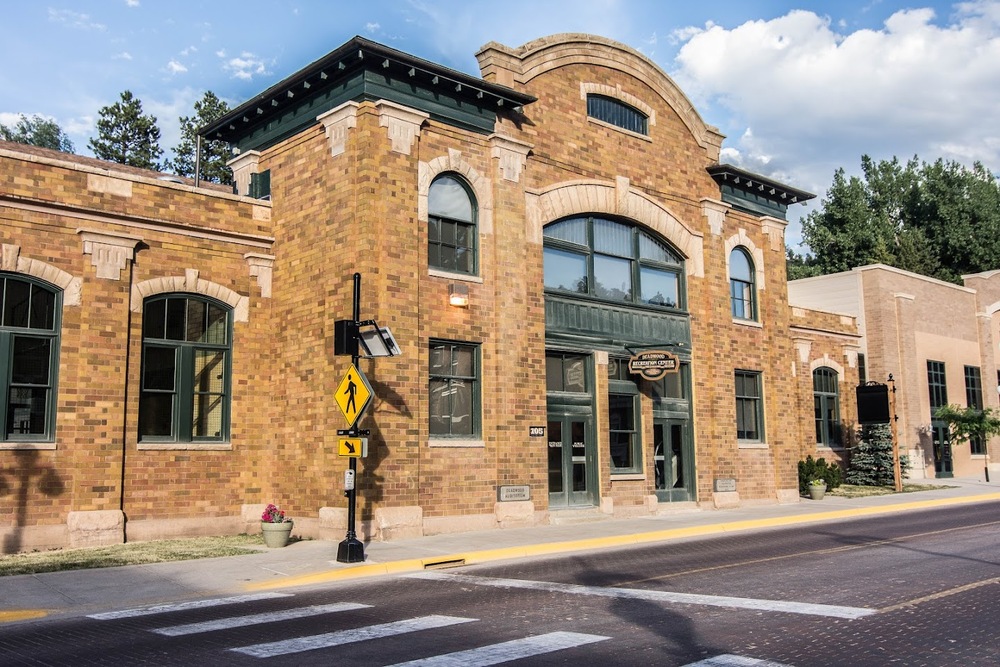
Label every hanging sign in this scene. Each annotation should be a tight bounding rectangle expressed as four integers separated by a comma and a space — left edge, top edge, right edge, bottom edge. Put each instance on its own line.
628, 350, 679, 381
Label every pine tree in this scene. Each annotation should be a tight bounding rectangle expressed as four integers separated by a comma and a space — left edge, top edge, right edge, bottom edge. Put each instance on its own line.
88, 90, 163, 170
167, 91, 232, 185
0, 114, 75, 152
846, 423, 908, 486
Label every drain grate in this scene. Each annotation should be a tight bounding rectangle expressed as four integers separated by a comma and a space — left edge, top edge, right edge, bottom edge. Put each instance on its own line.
423, 558, 466, 570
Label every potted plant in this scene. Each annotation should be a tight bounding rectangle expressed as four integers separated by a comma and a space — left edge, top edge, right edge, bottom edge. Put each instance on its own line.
260, 503, 293, 547
808, 478, 827, 500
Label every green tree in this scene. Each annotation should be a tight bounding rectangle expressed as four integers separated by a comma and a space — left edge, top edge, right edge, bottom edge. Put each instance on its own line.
88, 90, 163, 170
0, 114, 74, 152
167, 91, 232, 185
793, 155, 1000, 283
933, 404, 1000, 449
846, 423, 909, 486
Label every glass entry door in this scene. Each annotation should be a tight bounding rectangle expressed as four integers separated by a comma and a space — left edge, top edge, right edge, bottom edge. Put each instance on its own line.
653, 418, 693, 502
931, 421, 953, 478
547, 416, 596, 508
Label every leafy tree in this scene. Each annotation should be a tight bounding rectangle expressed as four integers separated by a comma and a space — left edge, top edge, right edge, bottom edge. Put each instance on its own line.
0, 114, 74, 152
786, 247, 821, 280
933, 404, 1000, 450
167, 91, 232, 185
846, 423, 909, 486
793, 155, 1000, 284
88, 90, 163, 170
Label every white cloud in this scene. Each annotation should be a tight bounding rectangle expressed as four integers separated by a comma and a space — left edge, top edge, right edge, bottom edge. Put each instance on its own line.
670, 3, 1000, 229
366, 22, 381, 33
180, 46, 198, 56
221, 51, 271, 80
114, 51, 133, 61
126, 0, 140, 7
47, 9, 106, 31
166, 60, 188, 75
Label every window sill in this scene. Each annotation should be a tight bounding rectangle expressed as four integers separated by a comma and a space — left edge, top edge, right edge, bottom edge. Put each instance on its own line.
0, 442, 57, 451
587, 118, 652, 142
610, 473, 645, 481
138, 442, 233, 451
429, 439, 485, 448
733, 318, 762, 329
737, 441, 769, 449
429, 269, 483, 284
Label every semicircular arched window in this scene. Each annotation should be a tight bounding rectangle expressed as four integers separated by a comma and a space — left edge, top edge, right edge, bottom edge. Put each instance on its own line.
139, 294, 232, 443
428, 174, 477, 275
543, 216, 684, 310
1, 273, 61, 442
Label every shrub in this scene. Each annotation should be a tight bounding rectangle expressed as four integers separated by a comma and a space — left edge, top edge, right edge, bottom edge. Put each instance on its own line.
846, 423, 909, 486
798, 455, 843, 495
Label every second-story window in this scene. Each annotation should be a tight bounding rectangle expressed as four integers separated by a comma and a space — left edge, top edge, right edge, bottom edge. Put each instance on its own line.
428, 174, 477, 275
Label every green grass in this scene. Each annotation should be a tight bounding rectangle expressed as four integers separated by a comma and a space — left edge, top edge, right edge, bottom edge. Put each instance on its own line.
0, 534, 264, 577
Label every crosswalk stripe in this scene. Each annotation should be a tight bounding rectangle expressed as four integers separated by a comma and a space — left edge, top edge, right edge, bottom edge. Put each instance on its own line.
151, 602, 372, 636
682, 655, 794, 667
86, 593, 294, 620
407, 572, 876, 620
385, 631, 610, 666
230, 614, 478, 658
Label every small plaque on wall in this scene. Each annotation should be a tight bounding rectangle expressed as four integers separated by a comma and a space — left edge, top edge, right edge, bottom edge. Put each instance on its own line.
714, 478, 737, 493
498, 485, 531, 502
529, 426, 545, 437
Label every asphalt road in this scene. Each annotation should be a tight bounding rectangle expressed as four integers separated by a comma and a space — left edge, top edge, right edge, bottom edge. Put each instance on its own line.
1, 501, 998, 666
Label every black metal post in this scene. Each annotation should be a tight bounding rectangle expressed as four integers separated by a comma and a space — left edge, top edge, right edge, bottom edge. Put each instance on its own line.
337, 273, 366, 563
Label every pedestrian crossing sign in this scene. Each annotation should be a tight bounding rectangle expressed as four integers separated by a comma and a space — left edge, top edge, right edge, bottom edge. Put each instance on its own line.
335, 364, 373, 428
338, 437, 366, 458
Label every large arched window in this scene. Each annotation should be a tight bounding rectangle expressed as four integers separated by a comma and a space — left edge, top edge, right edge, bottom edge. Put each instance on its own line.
813, 367, 841, 447
139, 294, 232, 443
729, 247, 756, 320
428, 174, 477, 275
1, 274, 60, 441
543, 216, 684, 309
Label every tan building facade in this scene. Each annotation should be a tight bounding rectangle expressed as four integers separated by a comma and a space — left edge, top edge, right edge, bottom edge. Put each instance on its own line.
789, 264, 1000, 479
2, 34, 858, 553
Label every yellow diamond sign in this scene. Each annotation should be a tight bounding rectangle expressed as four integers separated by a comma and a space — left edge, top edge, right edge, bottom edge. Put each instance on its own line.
335, 364, 373, 428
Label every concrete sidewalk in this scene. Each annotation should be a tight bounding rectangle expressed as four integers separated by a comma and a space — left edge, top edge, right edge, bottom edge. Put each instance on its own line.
2, 478, 999, 624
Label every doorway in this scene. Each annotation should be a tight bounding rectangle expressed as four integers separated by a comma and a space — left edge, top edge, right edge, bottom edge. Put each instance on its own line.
653, 418, 693, 502
547, 415, 597, 508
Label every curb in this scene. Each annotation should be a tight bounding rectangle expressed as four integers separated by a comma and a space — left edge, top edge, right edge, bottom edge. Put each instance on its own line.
246, 491, 1000, 591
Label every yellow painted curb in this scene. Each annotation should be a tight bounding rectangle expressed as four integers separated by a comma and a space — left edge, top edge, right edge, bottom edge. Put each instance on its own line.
245, 492, 1000, 592
0, 610, 49, 623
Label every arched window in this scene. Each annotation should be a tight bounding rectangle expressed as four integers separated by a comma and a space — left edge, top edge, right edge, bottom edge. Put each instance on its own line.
139, 294, 232, 443
587, 95, 649, 135
1, 274, 60, 441
543, 216, 684, 309
428, 174, 477, 275
813, 367, 841, 447
729, 247, 756, 320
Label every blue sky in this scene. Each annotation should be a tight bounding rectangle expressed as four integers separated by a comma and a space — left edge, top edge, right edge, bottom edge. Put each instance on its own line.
3, 1, 998, 249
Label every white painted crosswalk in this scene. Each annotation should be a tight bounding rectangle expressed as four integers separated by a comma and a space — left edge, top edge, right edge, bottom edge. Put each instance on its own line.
85, 590, 803, 664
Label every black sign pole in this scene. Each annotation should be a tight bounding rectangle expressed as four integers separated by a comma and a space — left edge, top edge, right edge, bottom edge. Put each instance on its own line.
337, 273, 365, 563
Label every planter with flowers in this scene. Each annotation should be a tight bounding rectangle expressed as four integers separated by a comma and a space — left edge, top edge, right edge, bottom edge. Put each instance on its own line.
808, 479, 827, 500
260, 503, 293, 547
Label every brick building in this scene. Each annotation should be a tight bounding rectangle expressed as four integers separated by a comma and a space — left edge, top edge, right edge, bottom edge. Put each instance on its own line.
1, 34, 859, 553
790, 264, 1000, 479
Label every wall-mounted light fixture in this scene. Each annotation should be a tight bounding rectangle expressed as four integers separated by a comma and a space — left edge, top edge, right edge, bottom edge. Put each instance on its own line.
449, 283, 470, 308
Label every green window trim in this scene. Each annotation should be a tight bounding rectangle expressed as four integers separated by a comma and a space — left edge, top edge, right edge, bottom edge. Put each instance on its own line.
729, 247, 756, 321
608, 357, 642, 474
138, 294, 232, 444
735, 370, 764, 443
429, 339, 481, 439
813, 367, 841, 447
1, 274, 61, 442
964, 365, 986, 455
428, 174, 478, 276
586, 94, 648, 136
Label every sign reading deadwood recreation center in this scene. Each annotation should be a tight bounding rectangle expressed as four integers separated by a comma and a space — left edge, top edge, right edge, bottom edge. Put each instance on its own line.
627, 350, 679, 381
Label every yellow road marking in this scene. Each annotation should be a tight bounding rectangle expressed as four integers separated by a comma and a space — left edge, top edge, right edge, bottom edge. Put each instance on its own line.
879, 577, 1000, 613
0, 610, 49, 623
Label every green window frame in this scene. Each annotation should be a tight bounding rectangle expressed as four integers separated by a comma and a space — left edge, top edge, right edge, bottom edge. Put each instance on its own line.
138, 295, 232, 443
964, 365, 986, 455
730, 247, 756, 321
543, 216, 685, 310
586, 94, 648, 135
429, 340, 480, 438
813, 367, 841, 447
735, 370, 764, 442
608, 357, 642, 474
927, 360, 947, 410
1, 274, 60, 442
428, 174, 477, 275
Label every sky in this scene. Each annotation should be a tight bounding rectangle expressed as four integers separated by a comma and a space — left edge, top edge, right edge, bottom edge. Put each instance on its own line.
2, 1, 999, 251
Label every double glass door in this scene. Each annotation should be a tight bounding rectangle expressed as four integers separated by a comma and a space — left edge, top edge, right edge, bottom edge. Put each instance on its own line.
547, 415, 596, 508
653, 418, 693, 502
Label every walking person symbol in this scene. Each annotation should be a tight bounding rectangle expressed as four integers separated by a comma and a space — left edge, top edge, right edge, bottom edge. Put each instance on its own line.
344, 373, 357, 416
